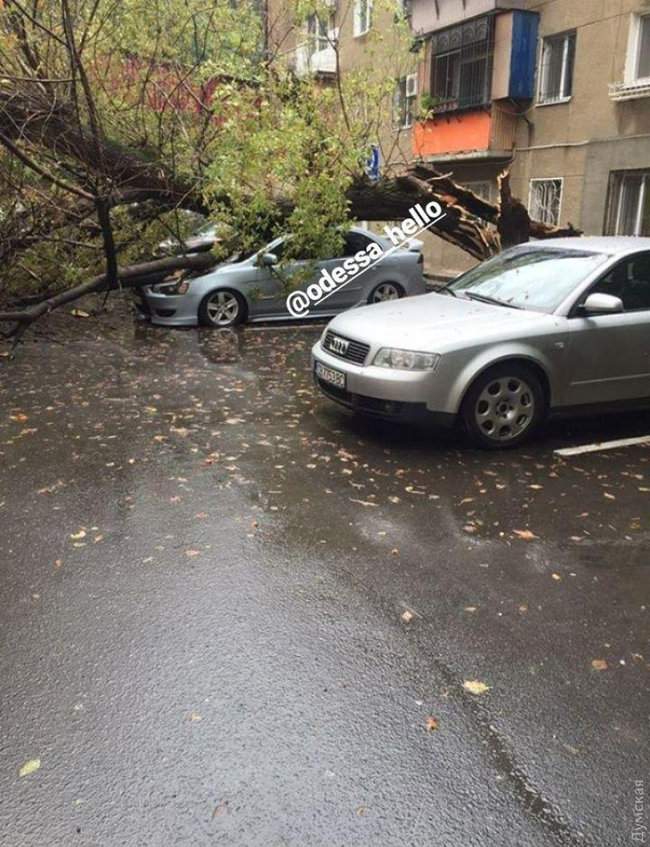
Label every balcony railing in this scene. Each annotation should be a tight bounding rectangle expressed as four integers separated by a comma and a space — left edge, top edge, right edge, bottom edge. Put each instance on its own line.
609, 79, 650, 101
294, 41, 337, 77
424, 95, 489, 116
412, 103, 517, 161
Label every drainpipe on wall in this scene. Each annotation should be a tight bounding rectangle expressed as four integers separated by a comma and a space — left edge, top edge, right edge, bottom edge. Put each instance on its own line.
507, 97, 535, 148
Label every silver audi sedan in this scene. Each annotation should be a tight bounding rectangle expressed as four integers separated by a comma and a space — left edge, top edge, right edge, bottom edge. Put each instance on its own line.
312, 237, 650, 448
140, 227, 425, 327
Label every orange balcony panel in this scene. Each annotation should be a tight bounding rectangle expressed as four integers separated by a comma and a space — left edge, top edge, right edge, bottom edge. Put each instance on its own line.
413, 111, 492, 158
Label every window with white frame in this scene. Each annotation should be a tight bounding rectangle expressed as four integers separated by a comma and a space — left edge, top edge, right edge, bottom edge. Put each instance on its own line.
625, 14, 650, 83
538, 31, 576, 104
393, 75, 416, 129
529, 178, 563, 226
353, 0, 372, 37
606, 170, 650, 237
306, 12, 330, 56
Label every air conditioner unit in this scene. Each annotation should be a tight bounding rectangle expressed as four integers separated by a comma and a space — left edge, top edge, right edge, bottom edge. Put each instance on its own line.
406, 74, 418, 98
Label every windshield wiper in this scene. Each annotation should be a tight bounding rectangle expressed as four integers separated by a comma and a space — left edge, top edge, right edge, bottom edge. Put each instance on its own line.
464, 292, 522, 310
438, 285, 457, 297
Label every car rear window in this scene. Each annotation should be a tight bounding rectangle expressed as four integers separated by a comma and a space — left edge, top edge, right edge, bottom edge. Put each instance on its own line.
449, 247, 610, 313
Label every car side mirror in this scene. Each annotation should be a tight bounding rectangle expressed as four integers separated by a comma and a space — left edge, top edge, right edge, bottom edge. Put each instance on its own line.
257, 252, 278, 267
580, 292, 624, 315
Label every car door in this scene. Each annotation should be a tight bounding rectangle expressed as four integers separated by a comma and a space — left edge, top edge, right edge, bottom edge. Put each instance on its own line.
312, 231, 383, 312
243, 238, 289, 317
249, 238, 331, 317
564, 252, 650, 406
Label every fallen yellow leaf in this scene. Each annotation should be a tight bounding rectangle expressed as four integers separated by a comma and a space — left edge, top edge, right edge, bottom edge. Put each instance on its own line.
463, 680, 490, 695
69, 529, 86, 541
591, 659, 608, 671
19, 758, 41, 777
425, 716, 439, 732
513, 529, 538, 541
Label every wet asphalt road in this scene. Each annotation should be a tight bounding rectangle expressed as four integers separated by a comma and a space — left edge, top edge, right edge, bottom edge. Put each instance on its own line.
0, 315, 648, 846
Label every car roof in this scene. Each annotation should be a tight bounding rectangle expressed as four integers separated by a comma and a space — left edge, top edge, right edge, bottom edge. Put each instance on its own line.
511, 236, 650, 256
270, 226, 379, 243
348, 225, 381, 239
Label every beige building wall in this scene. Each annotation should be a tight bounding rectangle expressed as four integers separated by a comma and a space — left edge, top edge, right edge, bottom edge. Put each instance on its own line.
266, 0, 415, 165
511, 0, 650, 237
415, 0, 650, 276
268, 0, 650, 278
411, 0, 524, 35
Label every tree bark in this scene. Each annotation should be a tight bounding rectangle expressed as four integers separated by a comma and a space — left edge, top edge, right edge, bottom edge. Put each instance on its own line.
0, 89, 209, 213
0, 252, 215, 343
0, 91, 582, 244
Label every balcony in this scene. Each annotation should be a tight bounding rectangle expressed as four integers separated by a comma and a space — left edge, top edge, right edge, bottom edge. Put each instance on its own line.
411, 0, 527, 37
411, 9, 536, 162
412, 104, 517, 162
609, 79, 650, 102
293, 41, 337, 78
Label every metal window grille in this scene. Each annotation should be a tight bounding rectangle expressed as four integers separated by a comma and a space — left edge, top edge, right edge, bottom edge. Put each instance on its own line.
465, 181, 494, 202
529, 179, 563, 226
429, 16, 493, 113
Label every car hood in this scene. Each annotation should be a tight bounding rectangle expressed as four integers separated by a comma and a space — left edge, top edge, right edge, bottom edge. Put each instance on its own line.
327, 292, 560, 352
193, 259, 245, 280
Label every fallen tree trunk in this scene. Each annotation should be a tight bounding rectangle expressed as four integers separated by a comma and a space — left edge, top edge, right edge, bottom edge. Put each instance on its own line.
0, 251, 215, 349
0, 89, 209, 213
0, 91, 581, 257
0, 85, 583, 346
347, 173, 500, 260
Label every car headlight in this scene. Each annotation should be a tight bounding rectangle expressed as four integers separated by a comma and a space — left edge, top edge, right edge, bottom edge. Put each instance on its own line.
151, 271, 192, 296
373, 348, 440, 371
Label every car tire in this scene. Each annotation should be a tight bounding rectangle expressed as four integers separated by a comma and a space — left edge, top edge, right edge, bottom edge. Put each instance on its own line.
368, 282, 403, 304
198, 289, 247, 328
461, 363, 546, 449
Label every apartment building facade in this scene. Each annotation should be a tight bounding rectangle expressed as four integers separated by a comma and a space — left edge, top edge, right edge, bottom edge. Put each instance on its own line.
267, 0, 650, 276
398, 0, 650, 274
266, 0, 417, 167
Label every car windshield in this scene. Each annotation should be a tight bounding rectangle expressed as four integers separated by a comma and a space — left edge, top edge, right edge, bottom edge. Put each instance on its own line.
194, 221, 217, 237
449, 247, 610, 313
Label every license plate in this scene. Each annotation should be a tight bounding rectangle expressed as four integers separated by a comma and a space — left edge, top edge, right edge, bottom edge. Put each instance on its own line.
315, 361, 346, 389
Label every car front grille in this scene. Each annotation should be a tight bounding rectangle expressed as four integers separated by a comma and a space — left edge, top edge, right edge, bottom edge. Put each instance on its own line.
323, 331, 370, 365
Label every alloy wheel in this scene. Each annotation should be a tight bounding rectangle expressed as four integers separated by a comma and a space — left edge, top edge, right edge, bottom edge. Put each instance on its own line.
474, 376, 535, 443
371, 283, 401, 303
206, 291, 240, 326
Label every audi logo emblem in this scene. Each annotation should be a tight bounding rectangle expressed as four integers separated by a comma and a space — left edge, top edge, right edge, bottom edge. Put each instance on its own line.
329, 336, 349, 355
